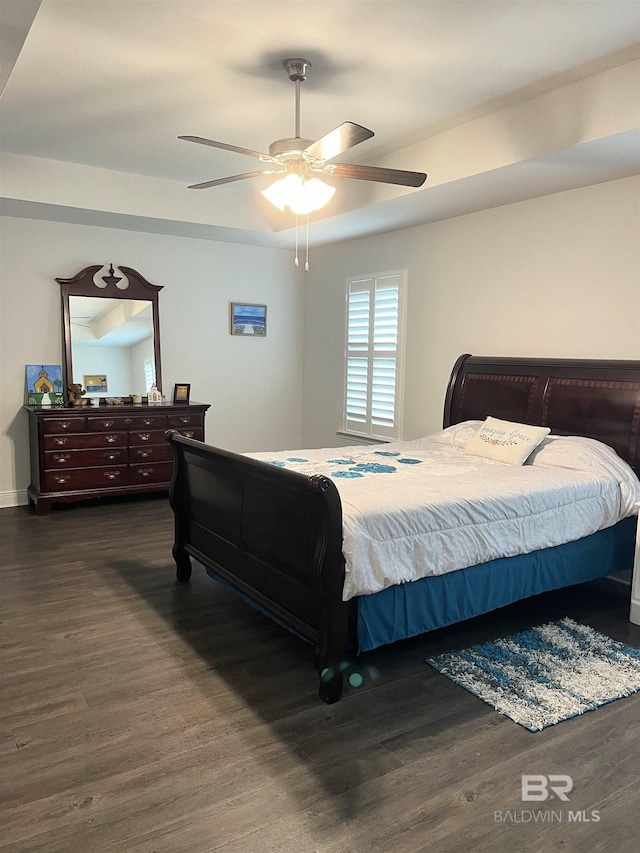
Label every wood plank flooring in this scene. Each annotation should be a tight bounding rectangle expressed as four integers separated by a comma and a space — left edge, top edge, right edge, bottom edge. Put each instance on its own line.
1, 497, 639, 853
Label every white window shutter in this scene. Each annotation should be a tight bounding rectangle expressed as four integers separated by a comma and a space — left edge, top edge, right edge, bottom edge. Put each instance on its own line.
346, 357, 368, 424
143, 358, 156, 393
344, 271, 405, 440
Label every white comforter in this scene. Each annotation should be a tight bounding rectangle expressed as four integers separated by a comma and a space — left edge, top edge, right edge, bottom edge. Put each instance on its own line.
250, 422, 640, 601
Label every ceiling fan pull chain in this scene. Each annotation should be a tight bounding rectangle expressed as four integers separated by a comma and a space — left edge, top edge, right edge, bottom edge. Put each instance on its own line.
305, 213, 310, 272
294, 214, 299, 267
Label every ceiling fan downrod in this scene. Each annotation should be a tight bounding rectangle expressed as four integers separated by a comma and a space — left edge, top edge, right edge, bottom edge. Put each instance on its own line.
283, 58, 310, 140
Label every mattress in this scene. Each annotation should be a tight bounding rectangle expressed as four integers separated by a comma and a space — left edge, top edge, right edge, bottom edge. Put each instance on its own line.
251, 421, 640, 601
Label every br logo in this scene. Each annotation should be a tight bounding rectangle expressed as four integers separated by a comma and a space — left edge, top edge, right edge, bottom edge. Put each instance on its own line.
521, 775, 573, 802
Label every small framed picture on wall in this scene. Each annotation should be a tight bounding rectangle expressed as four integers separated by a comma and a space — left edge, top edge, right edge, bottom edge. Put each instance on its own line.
230, 302, 267, 336
84, 374, 108, 393
173, 383, 191, 403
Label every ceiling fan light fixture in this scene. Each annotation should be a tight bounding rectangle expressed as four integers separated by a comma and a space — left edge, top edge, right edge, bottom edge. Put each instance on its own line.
261, 173, 335, 215
261, 173, 297, 211
180, 57, 426, 270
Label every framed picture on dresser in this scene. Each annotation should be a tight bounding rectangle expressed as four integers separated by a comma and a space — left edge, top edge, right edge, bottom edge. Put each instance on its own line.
173, 383, 191, 404
25, 364, 64, 405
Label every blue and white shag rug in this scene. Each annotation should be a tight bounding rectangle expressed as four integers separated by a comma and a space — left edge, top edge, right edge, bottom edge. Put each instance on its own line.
426, 618, 640, 731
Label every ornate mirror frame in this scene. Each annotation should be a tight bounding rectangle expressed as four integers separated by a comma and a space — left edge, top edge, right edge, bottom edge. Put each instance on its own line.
57, 264, 163, 403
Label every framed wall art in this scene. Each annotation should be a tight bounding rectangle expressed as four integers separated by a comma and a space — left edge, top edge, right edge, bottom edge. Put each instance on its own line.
230, 302, 267, 336
84, 374, 108, 393
25, 364, 64, 405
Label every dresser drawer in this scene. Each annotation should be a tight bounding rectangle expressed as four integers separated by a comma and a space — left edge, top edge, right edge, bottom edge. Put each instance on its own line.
125, 413, 167, 429
129, 429, 167, 445
130, 461, 173, 484
87, 416, 131, 431
173, 427, 204, 441
43, 466, 129, 491
43, 432, 128, 450
167, 413, 203, 428
87, 414, 168, 431
129, 443, 172, 463
45, 447, 128, 469
42, 416, 86, 434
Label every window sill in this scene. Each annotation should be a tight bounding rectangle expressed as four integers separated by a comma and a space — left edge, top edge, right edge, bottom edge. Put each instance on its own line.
335, 429, 395, 445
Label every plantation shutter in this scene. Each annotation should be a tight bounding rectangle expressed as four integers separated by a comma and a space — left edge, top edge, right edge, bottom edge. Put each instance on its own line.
144, 358, 155, 393
345, 272, 404, 439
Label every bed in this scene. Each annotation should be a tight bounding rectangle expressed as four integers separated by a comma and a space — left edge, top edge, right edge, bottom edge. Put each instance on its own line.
166, 354, 640, 703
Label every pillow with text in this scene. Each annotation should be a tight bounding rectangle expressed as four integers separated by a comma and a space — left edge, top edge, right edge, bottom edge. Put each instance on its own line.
463, 416, 551, 465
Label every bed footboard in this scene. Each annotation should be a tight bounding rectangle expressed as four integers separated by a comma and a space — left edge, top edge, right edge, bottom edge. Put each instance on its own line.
166, 430, 351, 703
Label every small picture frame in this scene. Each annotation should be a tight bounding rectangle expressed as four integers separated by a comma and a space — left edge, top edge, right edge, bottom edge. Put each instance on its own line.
230, 302, 267, 336
84, 374, 108, 393
25, 364, 64, 405
173, 383, 191, 404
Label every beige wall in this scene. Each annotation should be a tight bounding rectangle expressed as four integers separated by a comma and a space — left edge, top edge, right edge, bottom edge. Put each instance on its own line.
0, 217, 304, 506
302, 176, 640, 448
2, 176, 638, 506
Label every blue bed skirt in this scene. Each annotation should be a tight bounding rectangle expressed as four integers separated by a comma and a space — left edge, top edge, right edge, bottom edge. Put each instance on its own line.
356, 515, 637, 652
204, 516, 636, 655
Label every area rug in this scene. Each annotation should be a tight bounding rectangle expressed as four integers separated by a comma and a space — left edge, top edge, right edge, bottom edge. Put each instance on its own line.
426, 618, 640, 731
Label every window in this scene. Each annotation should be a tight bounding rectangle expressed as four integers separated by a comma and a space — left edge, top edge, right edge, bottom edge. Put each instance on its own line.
343, 270, 406, 440
143, 357, 155, 393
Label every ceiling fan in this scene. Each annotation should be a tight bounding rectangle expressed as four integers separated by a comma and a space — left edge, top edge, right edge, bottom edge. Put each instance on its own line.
179, 58, 427, 214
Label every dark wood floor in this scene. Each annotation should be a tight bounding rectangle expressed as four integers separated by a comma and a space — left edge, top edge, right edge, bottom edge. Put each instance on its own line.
1, 496, 639, 853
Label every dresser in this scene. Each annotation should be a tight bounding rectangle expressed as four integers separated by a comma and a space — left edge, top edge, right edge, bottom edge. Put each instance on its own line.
25, 402, 210, 514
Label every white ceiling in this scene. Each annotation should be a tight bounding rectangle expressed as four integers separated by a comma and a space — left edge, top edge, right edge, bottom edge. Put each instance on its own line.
70, 294, 154, 347
1, 0, 639, 249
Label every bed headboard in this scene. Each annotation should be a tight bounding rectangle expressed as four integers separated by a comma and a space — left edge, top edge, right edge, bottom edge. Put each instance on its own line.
443, 354, 640, 475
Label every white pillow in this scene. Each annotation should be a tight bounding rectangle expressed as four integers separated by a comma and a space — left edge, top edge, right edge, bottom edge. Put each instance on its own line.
463, 417, 551, 465
429, 421, 484, 449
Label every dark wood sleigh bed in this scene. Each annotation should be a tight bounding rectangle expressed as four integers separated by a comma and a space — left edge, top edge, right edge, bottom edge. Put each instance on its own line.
166, 355, 640, 703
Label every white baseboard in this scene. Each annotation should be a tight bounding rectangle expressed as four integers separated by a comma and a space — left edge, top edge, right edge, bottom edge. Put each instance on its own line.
630, 599, 640, 627
0, 490, 28, 508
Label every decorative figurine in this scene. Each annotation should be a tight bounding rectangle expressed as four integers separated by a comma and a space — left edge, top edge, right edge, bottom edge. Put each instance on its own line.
148, 385, 162, 404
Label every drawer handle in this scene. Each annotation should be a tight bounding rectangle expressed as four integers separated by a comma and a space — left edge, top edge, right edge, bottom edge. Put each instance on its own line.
53, 453, 71, 463
143, 418, 155, 426
101, 419, 114, 428
59, 420, 72, 430
124, 418, 133, 425
139, 467, 153, 477
104, 470, 121, 481
137, 433, 151, 441
105, 435, 118, 444
183, 431, 195, 438
54, 437, 68, 446
180, 416, 192, 424
104, 450, 121, 461
54, 474, 71, 484
136, 448, 152, 458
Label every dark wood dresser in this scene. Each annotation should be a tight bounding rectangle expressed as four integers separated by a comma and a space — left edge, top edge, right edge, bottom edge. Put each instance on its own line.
25, 402, 210, 514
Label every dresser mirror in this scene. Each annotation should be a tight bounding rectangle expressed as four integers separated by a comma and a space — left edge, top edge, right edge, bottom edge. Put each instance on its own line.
58, 264, 163, 401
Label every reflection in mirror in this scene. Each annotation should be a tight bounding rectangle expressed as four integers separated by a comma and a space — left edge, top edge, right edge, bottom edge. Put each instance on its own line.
69, 296, 156, 398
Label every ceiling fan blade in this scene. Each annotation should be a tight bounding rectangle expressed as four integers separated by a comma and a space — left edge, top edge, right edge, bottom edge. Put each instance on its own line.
326, 162, 427, 187
304, 122, 375, 162
179, 136, 274, 162
188, 170, 279, 189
